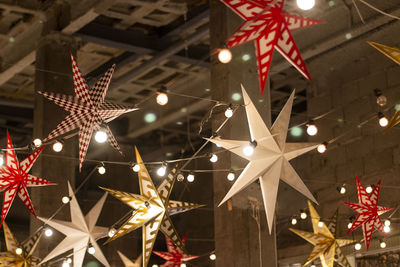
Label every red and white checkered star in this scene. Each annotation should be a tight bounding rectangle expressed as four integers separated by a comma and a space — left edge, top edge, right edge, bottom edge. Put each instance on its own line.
38, 54, 137, 171
0, 131, 55, 226
153, 234, 199, 267
221, 0, 324, 94
344, 176, 392, 250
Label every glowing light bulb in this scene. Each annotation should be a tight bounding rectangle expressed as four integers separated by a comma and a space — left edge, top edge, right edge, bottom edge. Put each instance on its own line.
15, 248, 22, 255
45, 228, 53, 237
108, 228, 116, 238
355, 243, 362, 250
87, 246, 95, 255
317, 143, 327, 153
318, 221, 323, 227
380, 240, 387, 248
181, 264, 187, 267
384, 219, 391, 227
132, 164, 140, 172
291, 218, 297, 225
209, 253, 216, 261
98, 166, 106, 175
384, 225, 391, 233
52, 141, 63, 152
62, 196, 70, 204
379, 116, 389, 127
62, 261, 70, 267
227, 172, 235, 181
339, 185, 346, 194
177, 173, 184, 182
300, 210, 307, 220
157, 165, 167, 177
347, 222, 353, 229
33, 138, 42, 147
366, 185, 373, 194
156, 92, 169, 106
0, 155, 3, 167
218, 49, 232, 64
306, 121, 318, 136
67, 258, 72, 264
187, 173, 195, 183
209, 154, 218, 163
243, 145, 254, 156
296, 0, 315, 10
152, 265, 158, 267
224, 107, 233, 118
94, 130, 107, 143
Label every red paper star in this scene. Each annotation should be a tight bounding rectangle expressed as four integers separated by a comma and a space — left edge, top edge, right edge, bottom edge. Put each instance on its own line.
221, 0, 324, 94
344, 176, 392, 250
153, 234, 199, 267
0, 131, 55, 226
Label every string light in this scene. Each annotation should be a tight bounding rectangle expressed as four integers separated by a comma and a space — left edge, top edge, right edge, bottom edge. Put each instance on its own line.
224, 105, 233, 118
374, 89, 387, 107
108, 228, 116, 238
181, 264, 187, 267
347, 222, 352, 229
366, 185, 373, 194
380, 240, 387, 248
152, 265, 158, 267
291, 217, 298, 225
318, 221, 324, 227
87, 246, 95, 255
243, 141, 257, 156
306, 120, 318, 136
384, 225, 391, 233
132, 163, 140, 172
187, 173, 195, 183
209, 253, 216, 260
66, 258, 72, 264
300, 210, 307, 220
337, 184, 346, 194
52, 141, 63, 152
384, 219, 391, 227
218, 49, 232, 64
177, 173, 185, 182
378, 112, 389, 127
355, 242, 362, 250
62, 196, 71, 204
15, 248, 22, 255
156, 91, 169, 106
157, 163, 167, 177
98, 165, 106, 175
44, 228, 53, 237
94, 130, 108, 143
317, 142, 327, 153
296, 0, 315, 10
33, 138, 42, 148
210, 154, 218, 163
227, 172, 235, 181
62, 261, 70, 267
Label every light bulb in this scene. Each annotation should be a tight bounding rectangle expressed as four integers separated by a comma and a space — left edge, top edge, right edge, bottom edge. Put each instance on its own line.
62, 196, 70, 204
384, 225, 391, 233
44, 228, 53, 237
209, 253, 216, 260
187, 173, 195, 183
177, 173, 185, 182
355, 242, 362, 250
157, 165, 167, 176
311, 265, 316, 267
291, 218, 298, 225
181, 264, 187, 267
156, 92, 169, 106
380, 240, 387, 248
224, 107, 233, 118
218, 49, 232, 64
296, 0, 315, 10
306, 121, 318, 136
384, 219, 391, 227
377, 95, 387, 107
347, 222, 353, 229
52, 141, 63, 152
87, 246, 95, 255
95, 130, 107, 143
300, 210, 307, 220
33, 138, 42, 148
366, 185, 373, 194
98, 166, 106, 175
0, 155, 3, 167
215, 143, 222, 148
243, 145, 254, 156
339, 185, 346, 194
62, 261, 70, 267
108, 228, 116, 238
67, 258, 72, 264
15, 248, 22, 255
318, 221, 323, 227
317, 143, 327, 153
210, 154, 218, 163
132, 164, 140, 172
152, 265, 158, 267
227, 172, 235, 181
378, 112, 388, 127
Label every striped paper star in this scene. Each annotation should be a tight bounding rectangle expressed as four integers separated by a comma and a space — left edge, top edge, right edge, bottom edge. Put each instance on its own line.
290, 201, 354, 267
344, 176, 392, 250
101, 147, 204, 267
221, 0, 324, 94
0, 130, 55, 226
0, 222, 43, 267
38, 54, 137, 171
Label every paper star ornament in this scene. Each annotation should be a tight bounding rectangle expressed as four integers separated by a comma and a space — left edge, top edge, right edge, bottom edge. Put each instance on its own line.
344, 177, 392, 250
0, 130, 55, 226
368, 41, 400, 66
38, 54, 137, 170
101, 147, 204, 267
0, 222, 43, 267
38, 182, 110, 267
290, 201, 354, 267
153, 234, 199, 267
206, 85, 317, 232
221, 0, 324, 94
117, 251, 141, 267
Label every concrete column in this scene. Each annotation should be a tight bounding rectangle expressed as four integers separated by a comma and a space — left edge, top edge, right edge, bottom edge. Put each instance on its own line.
31, 33, 78, 258
210, 1, 278, 266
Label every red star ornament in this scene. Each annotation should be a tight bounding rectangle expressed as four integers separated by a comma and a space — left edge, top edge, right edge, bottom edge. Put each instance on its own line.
0, 131, 55, 226
153, 234, 199, 267
221, 0, 325, 94
344, 176, 392, 250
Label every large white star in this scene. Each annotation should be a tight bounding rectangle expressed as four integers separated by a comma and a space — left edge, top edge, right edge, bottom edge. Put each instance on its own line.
207, 85, 318, 232
38, 182, 110, 267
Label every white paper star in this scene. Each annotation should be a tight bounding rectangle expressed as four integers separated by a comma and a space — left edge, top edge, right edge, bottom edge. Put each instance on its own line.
38, 182, 110, 267
207, 85, 318, 232
117, 251, 141, 267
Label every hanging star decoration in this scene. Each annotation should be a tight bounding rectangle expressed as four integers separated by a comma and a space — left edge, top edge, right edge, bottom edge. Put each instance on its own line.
38, 182, 110, 267
290, 201, 354, 267
0, 130, 55, 226
101, 147, 204, 267
221, 0, 324, 94
38, 54, 137, 170
0, 222, 43, 267
206, 85, 318, 233
344, 176, 392, 250
368, 42, 400, 129
117, 251, 141, 267
153, 234, 199, 267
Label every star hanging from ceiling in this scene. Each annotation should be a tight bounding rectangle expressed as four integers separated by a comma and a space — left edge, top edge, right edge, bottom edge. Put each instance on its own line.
38, 54, 137, 171
0, 130, 55, 226
344, 176, 392, 250
38, 182, 110, 267
153, 234, 199, 267
206, 85, 318, 233
117, 251, 141, 267
101, 147, 204, 267
221, 0, 324, 94
0, 222, 43, 267
290, 201, 354, 267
